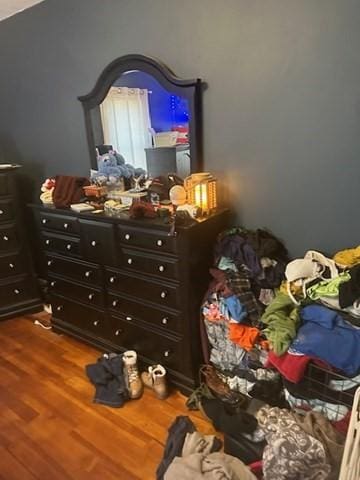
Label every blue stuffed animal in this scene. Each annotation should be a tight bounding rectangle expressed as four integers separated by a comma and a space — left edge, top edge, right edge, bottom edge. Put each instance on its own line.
95, 150, 146, 180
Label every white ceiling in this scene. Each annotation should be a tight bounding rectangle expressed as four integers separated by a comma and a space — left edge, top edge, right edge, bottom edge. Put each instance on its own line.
0, 0, 45, 21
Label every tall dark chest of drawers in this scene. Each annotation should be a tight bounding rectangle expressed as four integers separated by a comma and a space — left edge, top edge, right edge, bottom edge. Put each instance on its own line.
0, 167, 42, 320
30, 204, 228, 392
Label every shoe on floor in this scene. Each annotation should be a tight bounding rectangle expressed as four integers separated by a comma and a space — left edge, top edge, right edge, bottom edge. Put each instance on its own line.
123, 350, 143, 399
141, 364, 168, 400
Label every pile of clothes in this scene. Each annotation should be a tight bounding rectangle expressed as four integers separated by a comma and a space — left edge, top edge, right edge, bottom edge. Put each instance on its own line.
157, 415, 257, 480
200, 227, 360, 478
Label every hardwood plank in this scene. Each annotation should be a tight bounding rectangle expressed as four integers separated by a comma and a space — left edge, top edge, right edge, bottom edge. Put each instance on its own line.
0, 314, 220, 479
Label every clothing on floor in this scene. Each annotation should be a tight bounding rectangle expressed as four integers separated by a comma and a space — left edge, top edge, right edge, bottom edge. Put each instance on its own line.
291, 304, 360, 376
200, 398, 258, 438
306, 272, 351, 301
224, 295, 247, 322
204, 317, 247, 371
156, 416, 196, 480
339, 264, 360, 308
258, 288, 275, 306
266, 350, 312, 383
228, 323, 260, 351
256, 406, 331, 480
164, 452, 257, 480
333, 245, 360, 267
186, 383, 216, 411
223, 432, 266, 467
218, 256, 238, 272
225, 270, 262, 326
284, 389, 349, 423
261, 291, 300, 355
291, 410, 345, 480
214, 232, 262, 278
329, 373, 360, 391
283, 377, 358, 406
182, 431, 222, 457
85, 353, 129, 408
248, 378, 288, 408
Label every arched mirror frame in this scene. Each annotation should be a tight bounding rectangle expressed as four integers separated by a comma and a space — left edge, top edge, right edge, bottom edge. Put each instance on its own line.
78, 54, 204, 174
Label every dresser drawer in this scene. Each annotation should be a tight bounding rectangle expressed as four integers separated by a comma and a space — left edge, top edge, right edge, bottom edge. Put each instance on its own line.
80, 220, 117, 266
106, 269, 180, 309
0, 276, 39, 309
0, 224, 20, 252
120, 247, 179, 280
0, 252, 26, 278
51, 295, 109, 338
46, 255, 102, 286
109, 313, 181, 371
39, 212, 79, 235
42, 232, 81, 257
48, 276, 104, 307
107, 293, 182, 334
0, 198, 15, 223
0, 174, 9, 196
118, 225, 177, 254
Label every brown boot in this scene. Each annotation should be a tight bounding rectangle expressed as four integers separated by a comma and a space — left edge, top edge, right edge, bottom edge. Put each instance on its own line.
141, 364, 168, 400
123, 350, 143, 399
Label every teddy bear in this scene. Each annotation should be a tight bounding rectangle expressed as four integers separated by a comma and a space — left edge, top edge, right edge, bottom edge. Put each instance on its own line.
94, 150, 146, 181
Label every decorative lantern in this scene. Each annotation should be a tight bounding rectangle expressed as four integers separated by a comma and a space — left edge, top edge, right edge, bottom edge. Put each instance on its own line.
184, 172, 217, 215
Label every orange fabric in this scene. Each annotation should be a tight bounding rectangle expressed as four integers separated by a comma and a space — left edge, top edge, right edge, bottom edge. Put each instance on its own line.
229, 323, 260, 351
259, 339, 270, 351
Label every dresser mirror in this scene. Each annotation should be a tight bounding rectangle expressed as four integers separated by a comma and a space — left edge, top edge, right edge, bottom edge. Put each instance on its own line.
78, 54, 204, 179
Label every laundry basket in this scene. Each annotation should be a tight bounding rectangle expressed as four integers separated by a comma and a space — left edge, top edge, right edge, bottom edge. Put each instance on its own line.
339, 386, 360, 480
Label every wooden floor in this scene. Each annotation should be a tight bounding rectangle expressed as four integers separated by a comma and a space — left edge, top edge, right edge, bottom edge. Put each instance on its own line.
0, 312, 217, 480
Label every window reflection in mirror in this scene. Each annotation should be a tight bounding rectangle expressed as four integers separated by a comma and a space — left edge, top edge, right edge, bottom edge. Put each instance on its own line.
98, 70, 191, 179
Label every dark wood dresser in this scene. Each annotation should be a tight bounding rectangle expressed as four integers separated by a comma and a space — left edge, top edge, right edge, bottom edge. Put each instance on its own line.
30, 204, 228, 392
0, 167, 42, 320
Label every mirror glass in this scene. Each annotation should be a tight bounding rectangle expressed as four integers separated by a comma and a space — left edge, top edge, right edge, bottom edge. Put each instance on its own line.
96, 70, 191, 178
79, 55, 203, 180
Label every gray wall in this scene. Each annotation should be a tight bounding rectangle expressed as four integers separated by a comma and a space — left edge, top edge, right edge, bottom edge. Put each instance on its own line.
0, 0, 359, 256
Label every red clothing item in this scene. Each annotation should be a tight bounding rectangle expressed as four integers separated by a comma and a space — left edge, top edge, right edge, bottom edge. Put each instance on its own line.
229, 323, 260, 351
266, 351, 312, 383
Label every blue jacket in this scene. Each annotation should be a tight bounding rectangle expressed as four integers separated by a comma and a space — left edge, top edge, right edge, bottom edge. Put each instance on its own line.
291, 304, 360, 376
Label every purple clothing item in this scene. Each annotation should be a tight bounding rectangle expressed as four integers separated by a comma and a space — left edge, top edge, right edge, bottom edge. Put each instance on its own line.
215, 234, 262, 278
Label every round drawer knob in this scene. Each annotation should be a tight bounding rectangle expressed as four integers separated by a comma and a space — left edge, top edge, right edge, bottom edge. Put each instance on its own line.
45, 239, 50, 245
109, 276, 116, 283
14, 289, 20, 295
66, 244, 72, 251
42, 219, 47, 224
125, 316, 132, 321
88, 293, 95, 300
85, 271, 91, 278
91, 240, 97, 247
0, 210, 3, 215
50, 281, 56, 287
156, 239, 163, 247
47, 260, 53, 267
112, 300, 118, 307
124, 233, 131, 240
160, 290, 168, 299
9, 263, 15, 269
56, 305, 63, 311
63, 223, 69, 229
115, 329, 122, 336
3, 236, 9, 241
127, 258, 133, 265
161, 317, 169, 325
158, 265, 165, 272
93, 320, 99, 326
163, 350, 171, 358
